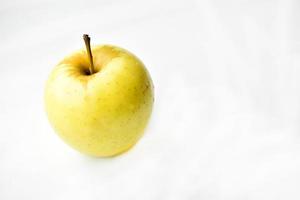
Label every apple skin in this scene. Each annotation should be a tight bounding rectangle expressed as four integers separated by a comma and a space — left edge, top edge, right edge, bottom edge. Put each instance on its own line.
45, 45, 154, 157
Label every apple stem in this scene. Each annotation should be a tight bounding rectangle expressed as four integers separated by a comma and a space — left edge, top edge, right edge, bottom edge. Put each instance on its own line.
83, 34, 95, 74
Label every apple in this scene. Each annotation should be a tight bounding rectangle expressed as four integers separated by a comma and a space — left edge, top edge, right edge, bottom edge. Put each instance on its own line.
44, 35, 154, 157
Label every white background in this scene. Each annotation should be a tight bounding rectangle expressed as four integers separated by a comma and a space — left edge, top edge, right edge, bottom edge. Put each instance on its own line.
1, 0, 300, 199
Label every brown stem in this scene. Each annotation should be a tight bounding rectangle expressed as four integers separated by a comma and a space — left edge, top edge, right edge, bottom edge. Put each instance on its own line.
83, 34, 95, 74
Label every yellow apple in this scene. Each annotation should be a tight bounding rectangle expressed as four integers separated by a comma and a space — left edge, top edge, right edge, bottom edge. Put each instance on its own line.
45, 35, 154, 157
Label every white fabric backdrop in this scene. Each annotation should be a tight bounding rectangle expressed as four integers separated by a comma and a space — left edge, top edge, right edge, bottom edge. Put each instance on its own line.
0, 0, 300, 199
